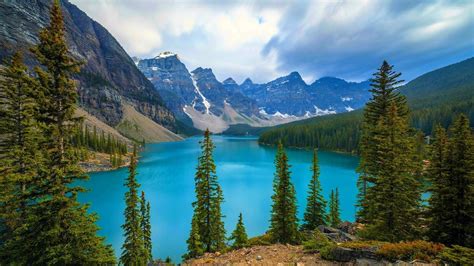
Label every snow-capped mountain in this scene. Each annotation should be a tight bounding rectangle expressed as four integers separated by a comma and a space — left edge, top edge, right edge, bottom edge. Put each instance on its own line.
137, 52, 265, 132
137, 52, 371, 133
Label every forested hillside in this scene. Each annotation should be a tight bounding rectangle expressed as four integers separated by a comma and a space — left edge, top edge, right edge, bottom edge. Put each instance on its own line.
259, 57, 474, 153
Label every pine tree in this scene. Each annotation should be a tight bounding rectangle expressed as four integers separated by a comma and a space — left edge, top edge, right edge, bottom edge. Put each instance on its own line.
10, 1, 115, 264
121, 146, 146, 265
426, 124, 450, 243
301, 148, 327, 230
0, 52, 45, 262
437, 114, 474, 246
187, 129, 226, 255
269, 142, 299, 244
183, 215, 204, 260
357, 60, 408, 222
363, 104, 422, 241
140, 191, 153, 263
328, 188, 341, 227
229, 213, 248, 249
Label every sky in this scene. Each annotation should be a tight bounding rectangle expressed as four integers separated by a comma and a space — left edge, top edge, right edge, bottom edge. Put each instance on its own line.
70, 0, 474, 84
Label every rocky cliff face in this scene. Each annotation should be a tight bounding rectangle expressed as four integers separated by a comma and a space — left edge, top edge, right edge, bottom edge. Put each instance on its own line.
0, 0, 177, 131
138, 53, 263, 132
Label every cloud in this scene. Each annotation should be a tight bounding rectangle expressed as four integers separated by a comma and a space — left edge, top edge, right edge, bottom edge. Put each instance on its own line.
263, 0, 474, 81
70, 0, 473, 83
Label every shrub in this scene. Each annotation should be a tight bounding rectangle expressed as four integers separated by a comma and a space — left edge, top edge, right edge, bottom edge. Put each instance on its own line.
376, 240, 445, 262
248, 233, 272, 246
303, 230, 336, 260
339, 240, 387, 250
438, 245, 474, 265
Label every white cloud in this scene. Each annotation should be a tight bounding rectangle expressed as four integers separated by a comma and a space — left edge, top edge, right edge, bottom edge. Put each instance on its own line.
70, 0, 285, 83
70, 0, 474, 83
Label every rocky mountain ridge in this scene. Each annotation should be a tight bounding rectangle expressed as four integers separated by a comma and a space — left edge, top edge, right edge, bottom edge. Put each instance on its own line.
0, 0, 183, 141
138, 52, 371, 132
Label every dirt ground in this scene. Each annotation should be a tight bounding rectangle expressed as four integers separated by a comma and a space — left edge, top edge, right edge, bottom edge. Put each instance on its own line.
182, 244, 342, 266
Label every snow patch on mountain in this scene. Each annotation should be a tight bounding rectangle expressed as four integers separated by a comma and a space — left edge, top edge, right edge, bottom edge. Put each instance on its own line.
314, 106, 337, 116
191, 74, 211, 114
155, 51, 177, 59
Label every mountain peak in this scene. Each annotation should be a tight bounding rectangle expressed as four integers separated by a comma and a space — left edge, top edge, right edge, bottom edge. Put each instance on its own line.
288, 71, 303, 80
241, 78, 254, 86
223, 77, 237, 85
155, 51, 178, 59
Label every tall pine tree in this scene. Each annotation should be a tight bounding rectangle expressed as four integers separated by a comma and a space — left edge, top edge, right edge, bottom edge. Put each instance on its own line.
0, 52, 45, 262
9, 1, 116, 263
301, 148, 327, 230
269, 142, 299, 244
357, 60, 408, 222
363, 103, 422, 241
328, 188, 341, 227
187, 129, 226, 255
140, 191, 153, 263
229, 213, 248, 249
428, 115, 474, 247
121, 146, 146, 265
426, 125, 450, 243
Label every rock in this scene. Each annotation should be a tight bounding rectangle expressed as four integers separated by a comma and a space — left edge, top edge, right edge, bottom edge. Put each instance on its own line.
330, 246, 378, 262
256, 255, 263, 261
318, 225, 357, 242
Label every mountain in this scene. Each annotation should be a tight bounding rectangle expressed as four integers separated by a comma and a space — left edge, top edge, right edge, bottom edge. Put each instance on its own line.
138, 52, 371, 132
0, 0, 183, 141
258, 57, 474, 152
137, 52, 268, 132
239, 73, 370, 116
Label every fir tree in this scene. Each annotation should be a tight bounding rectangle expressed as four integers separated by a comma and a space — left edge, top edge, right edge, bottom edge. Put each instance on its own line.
187, 129, 226, 255
301, 148, 327, 230
121, 146, 146, 265
10, 1, 115, 263
363, 104, 422, 241
183, 215, 204, 260
328, 188, 341, 227
229, 213, 248, 249
140, 191, 153, 263
269, 142, 299, 244
357, 60, 408, 222
432, 114, 474, 246
0, 52, 45, 262
426, 124, 450, 243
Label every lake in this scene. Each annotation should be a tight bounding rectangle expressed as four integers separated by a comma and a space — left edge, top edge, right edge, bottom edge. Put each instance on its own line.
78, 136, 359, 262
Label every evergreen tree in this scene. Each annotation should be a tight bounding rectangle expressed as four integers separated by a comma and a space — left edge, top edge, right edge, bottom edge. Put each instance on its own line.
7, 1, 115, 264
269, 142, 299, 244
183, 215, 204, 260
363, 104, 422, 241
426, 125, 450, 243
357, 60, 408, 222
301, 148, 327, 230
187, 129, 226, 255
229, 213, 248, 249
0, 52, 45, 262
121, 146, 146, 265
429, 115, 474, 247
140, 191, 153, 263
328, 188, 341, 227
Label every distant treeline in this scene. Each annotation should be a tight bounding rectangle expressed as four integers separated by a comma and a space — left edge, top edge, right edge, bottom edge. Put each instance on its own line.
71, 125, 128, 155
259, 58, 474, 153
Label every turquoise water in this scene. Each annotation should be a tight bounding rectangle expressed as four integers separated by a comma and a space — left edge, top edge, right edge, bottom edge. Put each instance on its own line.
78, 136, 359, 262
